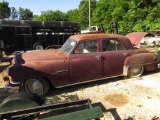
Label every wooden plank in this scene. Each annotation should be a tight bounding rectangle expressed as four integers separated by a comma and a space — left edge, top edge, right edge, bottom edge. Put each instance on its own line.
41, 106, 103, 120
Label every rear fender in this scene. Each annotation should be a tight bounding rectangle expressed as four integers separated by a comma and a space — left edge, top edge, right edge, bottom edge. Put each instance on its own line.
123, 53, 159, 76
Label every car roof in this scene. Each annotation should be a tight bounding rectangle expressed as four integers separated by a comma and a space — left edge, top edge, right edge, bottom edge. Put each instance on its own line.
70, 33, 127, 42
69, 33, 134, 49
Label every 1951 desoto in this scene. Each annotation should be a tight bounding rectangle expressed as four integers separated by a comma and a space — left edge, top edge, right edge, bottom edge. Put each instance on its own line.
5, 34, 160, 96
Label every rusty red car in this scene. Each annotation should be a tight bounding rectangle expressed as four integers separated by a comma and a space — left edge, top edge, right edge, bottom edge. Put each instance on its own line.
5, 34, 160, 96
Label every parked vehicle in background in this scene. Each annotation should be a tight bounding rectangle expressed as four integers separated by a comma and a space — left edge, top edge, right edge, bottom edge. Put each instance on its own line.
81, 26, 99, 34
81, 23, 105, 34
0, 19, 80, 62
150, 30, 160, 37
81, 20, 118, 34
126, 32, 160, 48
5, 34, 160, 96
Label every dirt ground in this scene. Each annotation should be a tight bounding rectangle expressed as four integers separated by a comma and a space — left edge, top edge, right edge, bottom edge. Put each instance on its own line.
0, 62, 160, 120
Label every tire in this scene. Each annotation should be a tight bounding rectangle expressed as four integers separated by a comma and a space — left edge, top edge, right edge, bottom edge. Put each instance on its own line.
2, 92, 44, 106
25, 78, 49, 96
33, 42, 44, 50
128, 65, 144, 78
0, 92, 44, 113
0, 50, 2, 63
0, 39, 4, 48
0, 39, 4, 63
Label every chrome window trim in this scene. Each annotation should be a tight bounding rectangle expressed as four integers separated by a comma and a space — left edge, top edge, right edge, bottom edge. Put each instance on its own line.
56, 74, 122, 88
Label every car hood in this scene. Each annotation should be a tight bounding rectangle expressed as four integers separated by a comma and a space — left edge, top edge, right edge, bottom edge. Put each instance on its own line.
13, 49, 68, 64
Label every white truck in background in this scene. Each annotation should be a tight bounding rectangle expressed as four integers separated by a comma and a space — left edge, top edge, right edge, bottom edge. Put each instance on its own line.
81, 23, 105, 34
81, 26, 99, 34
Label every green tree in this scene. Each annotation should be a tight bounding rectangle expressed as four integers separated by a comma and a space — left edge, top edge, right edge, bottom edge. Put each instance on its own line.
19, 7, 33, 20
0, 1, 10, 19
66, 9, 79, 22
91, 0, 160, 34
78, 0, 97, 29
10, 7, 18, 20
33, 10, 66, 21
92, 0, 116, 32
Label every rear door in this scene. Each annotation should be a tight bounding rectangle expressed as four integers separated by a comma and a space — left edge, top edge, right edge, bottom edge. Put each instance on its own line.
101, 39, 127, 77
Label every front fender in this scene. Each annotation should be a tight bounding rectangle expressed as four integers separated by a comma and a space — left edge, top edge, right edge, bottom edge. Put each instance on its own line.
8, 64, 41, 83
123, 53, 159, 76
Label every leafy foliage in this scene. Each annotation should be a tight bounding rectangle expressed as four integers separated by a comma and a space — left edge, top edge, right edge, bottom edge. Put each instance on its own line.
0, 1, 10, 19
1, 0, 160, 34
66, 9, 79, 22
10, 7, 18, 20
19, 7, 33, 20
78, 0, 97, 29
33, 10, 67, 21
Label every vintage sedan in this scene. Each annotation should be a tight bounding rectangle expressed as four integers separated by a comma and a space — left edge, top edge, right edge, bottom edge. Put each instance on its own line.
5, 34, 160, 96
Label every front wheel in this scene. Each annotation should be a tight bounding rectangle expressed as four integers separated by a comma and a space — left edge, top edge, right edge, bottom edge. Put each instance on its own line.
128, 65, 144, 78
24, 78, 49, 96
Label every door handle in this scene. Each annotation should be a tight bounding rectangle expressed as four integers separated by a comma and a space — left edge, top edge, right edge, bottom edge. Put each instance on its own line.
95, 55, 102, 60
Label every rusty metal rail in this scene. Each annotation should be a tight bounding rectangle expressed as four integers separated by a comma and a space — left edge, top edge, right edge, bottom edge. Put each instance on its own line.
0, 99, 92, 120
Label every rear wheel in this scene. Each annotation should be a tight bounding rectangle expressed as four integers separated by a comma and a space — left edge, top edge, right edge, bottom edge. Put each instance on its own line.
25, 78, 49, 96
33, 42, 44, 50
128, 65, 144, 78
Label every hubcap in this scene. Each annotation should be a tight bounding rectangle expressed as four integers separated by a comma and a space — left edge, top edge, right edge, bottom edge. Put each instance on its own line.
35, 45, 43, 50
130, 66, 142, 76
25, 79, 43, 95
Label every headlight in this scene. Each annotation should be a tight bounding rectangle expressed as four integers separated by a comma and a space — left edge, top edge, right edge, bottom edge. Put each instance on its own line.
6, 67, 9, 74
12, 57, 16, 64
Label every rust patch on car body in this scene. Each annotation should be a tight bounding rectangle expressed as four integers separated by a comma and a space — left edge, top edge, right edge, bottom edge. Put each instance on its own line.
33, 62, 46, 65
105, 94, 130, 107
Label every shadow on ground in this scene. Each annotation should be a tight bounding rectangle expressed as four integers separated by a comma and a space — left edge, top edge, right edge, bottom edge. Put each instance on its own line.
46, 76, 124, 97
44, 69, 160, 120
46, 68, 160, 98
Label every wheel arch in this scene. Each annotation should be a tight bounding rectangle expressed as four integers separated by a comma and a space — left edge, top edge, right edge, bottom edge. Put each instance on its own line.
23, 76, 55, 88
123, 65, 144, 77
123, 53, 159, 75
40, 76, 55, 88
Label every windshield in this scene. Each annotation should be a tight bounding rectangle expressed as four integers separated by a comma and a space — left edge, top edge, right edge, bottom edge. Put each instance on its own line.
61, 39, 76, 54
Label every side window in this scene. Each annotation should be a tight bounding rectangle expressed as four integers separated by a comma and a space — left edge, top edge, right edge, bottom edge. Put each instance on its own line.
74, 40, 97, 54
74, 42, 83, 54
102, 39, 124, 51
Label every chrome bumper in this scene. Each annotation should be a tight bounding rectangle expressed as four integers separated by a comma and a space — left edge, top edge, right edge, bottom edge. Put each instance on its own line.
123, 66, 129, 76
4, 80, 20, 93
5, 85, 19, 93
158, 63, 160, 68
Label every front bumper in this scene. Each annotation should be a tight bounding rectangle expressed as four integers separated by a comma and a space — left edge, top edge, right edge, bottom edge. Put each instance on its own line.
4, 79, 20, 93
5, 84, 20, 93
158, 63, 160, 68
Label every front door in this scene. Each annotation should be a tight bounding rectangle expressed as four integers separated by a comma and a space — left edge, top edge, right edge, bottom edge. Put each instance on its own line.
69, 40, 102, 84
